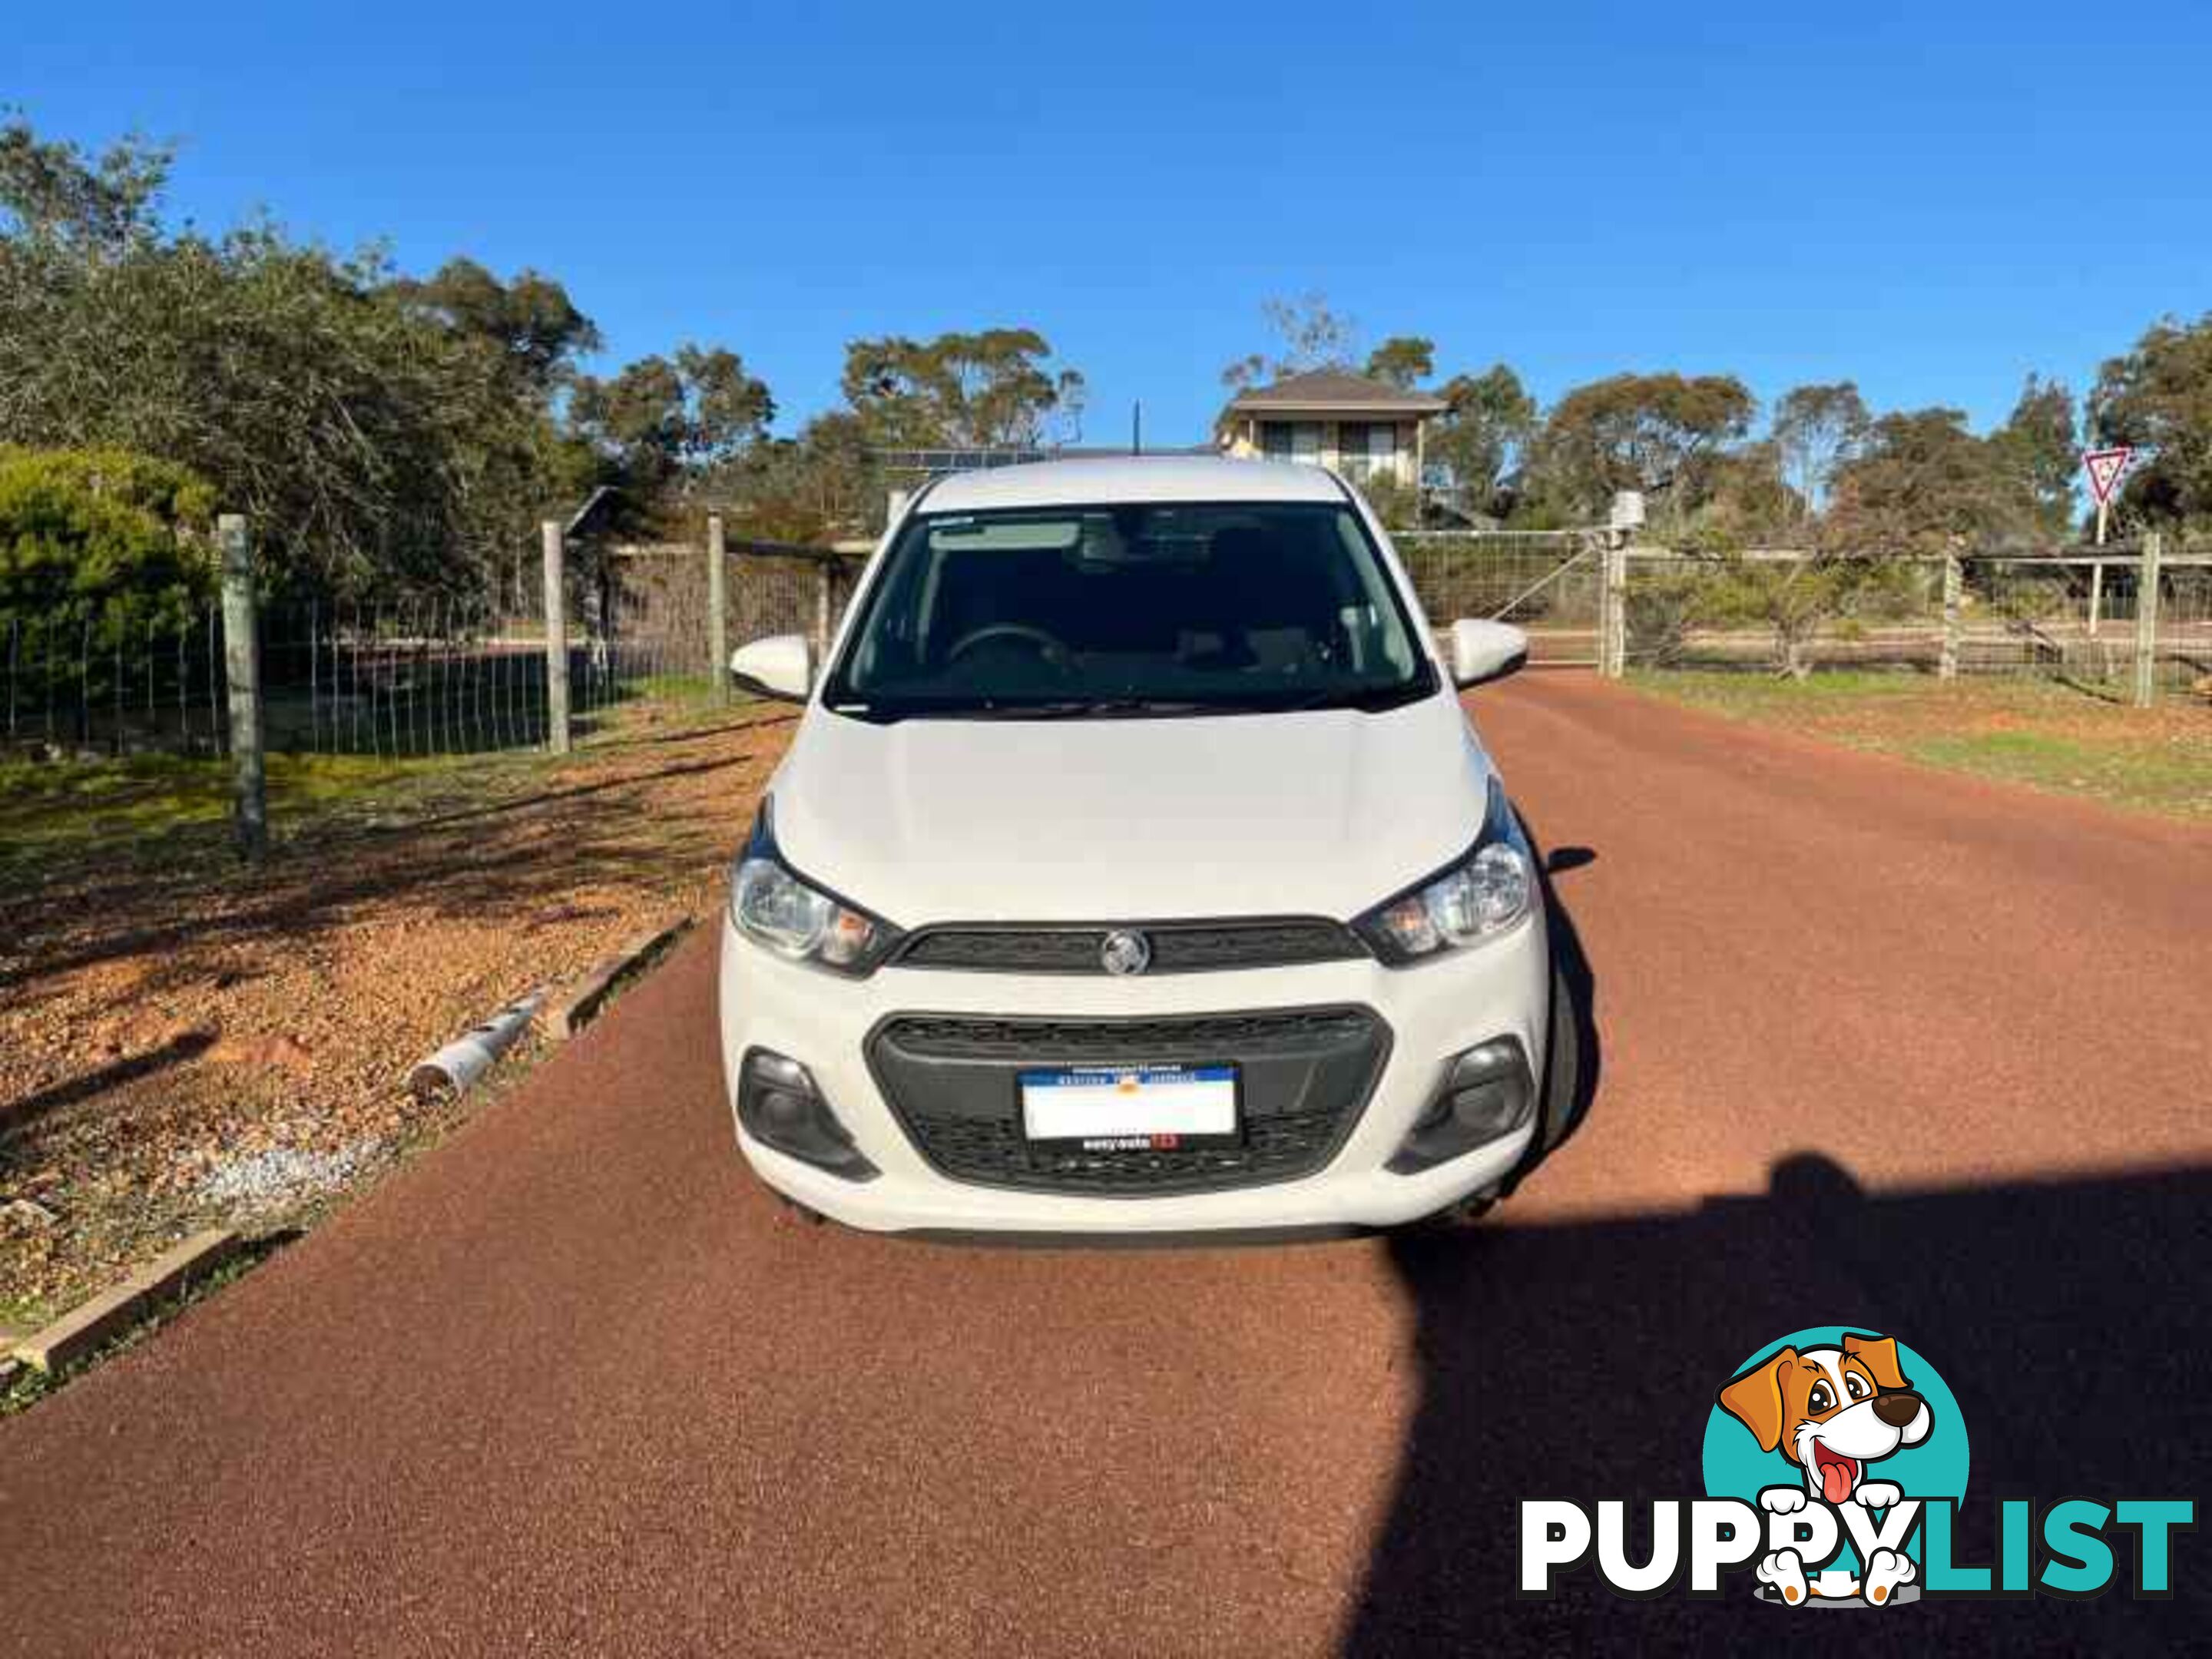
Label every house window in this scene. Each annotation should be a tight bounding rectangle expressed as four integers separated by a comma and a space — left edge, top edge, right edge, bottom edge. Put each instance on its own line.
1338, 422, 1396, 479
1263, 421, 1323, 465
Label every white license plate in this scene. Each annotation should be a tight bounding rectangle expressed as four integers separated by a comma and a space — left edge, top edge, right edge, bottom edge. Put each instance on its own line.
1018, 1064, 1239, 1148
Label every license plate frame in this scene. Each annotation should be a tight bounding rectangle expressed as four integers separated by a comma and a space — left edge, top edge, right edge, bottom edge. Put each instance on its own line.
1017, 1062, 1243, 1153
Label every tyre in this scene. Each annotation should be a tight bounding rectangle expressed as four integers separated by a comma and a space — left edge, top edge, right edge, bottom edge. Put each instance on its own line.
1536, 952, 1585, 1154
1397, 954, 1584, 1234
1415, 1191, 1498, 1229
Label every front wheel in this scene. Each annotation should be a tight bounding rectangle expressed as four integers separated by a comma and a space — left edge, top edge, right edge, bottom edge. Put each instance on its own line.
1535, 951, 1585, 1154
1397, 952, 1585, 1234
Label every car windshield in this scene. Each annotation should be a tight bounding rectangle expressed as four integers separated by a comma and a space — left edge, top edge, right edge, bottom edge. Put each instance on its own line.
821, 500, 1435, 720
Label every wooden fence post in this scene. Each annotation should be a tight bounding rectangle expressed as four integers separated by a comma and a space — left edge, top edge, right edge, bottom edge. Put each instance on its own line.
812, 559, 835, 667
541, 519, 571, 753
2132, 530, 2163, 708
1599, 537, 1628, 678
218, 514, 267, 863
1939, 554, 1962, 682
706, 514, 729, 705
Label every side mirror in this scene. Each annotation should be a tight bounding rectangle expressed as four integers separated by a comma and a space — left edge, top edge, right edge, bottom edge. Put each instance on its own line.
730, 634, 812, 701
1448, 619, 1529, 687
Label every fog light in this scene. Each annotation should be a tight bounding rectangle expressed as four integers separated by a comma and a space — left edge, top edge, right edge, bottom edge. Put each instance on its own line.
751, 1051, 810, 1089
1386, 1038, 1535, 1174
737, 1048, 879, 1181
760, 1088, 813, 1128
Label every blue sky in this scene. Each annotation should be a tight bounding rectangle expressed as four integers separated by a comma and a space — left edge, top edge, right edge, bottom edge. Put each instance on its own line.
12, 1, 2210, 445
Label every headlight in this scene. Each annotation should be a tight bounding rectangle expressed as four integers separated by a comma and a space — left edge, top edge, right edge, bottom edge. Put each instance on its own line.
1353, 780, 1534, 965
729, 800, 902, 975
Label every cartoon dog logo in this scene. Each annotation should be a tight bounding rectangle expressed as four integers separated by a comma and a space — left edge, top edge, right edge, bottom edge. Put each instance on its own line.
1717, 1333, 1932, 1606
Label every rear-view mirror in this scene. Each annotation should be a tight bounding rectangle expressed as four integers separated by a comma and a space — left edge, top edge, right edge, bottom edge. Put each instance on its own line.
730, 634, 812, 701
1448, 619, 1529, 687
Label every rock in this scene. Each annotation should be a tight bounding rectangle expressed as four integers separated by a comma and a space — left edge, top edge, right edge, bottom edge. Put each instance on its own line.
12, 1230, 243, 1373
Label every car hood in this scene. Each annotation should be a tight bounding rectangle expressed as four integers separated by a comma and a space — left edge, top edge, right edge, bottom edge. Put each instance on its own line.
768, 690, 1496, 926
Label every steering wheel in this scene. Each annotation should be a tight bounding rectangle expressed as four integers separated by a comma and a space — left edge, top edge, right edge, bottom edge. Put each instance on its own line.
945, 622, 1074, 671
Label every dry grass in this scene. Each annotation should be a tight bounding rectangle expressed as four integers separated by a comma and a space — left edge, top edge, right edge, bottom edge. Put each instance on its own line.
1627, 671, 2212, 820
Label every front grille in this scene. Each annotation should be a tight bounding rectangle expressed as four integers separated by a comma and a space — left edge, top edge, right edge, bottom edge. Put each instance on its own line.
891, 918, 1367, 975
867, 1007, 1390, 1196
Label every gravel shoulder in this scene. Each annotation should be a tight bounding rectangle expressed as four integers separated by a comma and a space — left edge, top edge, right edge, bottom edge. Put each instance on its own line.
2, 704, 793, 1325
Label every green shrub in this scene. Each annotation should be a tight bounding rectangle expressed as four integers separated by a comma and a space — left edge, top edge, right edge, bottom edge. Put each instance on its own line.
0, 445, 217, 634
1698, 555, 1919, 678
1355, 471, 1421, 530
1625, 566, 1718, 667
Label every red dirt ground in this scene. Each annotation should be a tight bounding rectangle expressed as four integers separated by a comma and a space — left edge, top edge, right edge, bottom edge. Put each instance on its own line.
3, 674, 2207, 1654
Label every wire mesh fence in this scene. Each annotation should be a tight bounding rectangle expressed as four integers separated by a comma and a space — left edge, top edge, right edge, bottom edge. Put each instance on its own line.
4, 605, 231, 760
1393, 531, 1601, 665
0, 598, 574, 762
0, 537, 880, 767
8, 527, 2204, 772
727, 544, 866, 656
1618, 551, 1949, 674
1613, 545, 2211, 694
1965, 555, 2212, 692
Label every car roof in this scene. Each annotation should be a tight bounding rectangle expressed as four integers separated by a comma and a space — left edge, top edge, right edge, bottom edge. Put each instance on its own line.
918, 455, 1349, 514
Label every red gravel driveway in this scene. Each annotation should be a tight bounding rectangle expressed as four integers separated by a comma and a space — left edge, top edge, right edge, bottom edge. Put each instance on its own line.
5, 673, 2207, 1654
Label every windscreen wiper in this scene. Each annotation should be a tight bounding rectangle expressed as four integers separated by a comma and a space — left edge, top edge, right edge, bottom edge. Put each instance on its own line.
846, 688, 1425, 722
959, 691, 1421, 719
955, 697, 1227, 720
1263, 684, 1431, 714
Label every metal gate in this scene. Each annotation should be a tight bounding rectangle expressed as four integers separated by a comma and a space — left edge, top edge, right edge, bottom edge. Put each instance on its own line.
1392, 531, 1602, 666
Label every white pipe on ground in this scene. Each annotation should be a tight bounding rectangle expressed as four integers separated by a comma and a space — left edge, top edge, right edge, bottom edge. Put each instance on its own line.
408, 989, 547, 1101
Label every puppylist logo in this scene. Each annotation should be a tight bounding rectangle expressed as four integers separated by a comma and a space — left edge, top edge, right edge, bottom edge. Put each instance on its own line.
1522, 1327, 2194, 1606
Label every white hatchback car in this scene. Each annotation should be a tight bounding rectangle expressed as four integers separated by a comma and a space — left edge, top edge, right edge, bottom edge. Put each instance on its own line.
718, 456, 1578, 1239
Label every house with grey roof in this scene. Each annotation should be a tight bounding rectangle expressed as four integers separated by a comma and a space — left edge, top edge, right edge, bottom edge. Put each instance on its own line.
1217, 369, 1448, 488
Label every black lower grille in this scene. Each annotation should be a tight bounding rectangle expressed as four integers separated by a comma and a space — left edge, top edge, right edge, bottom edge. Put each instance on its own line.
867, 1007, 1390, 1196
891, 918, 1367, 975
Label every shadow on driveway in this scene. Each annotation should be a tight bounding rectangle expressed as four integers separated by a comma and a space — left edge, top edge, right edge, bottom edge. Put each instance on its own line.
1348, 806, 2204, 1647
1346, 1150, 2211, 1651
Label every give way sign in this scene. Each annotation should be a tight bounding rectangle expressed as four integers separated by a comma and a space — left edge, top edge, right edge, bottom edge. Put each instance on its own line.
2083, 447, 2134, 505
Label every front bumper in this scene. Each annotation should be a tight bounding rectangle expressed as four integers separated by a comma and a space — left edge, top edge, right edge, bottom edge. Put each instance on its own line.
715, 908, 1549, 1236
